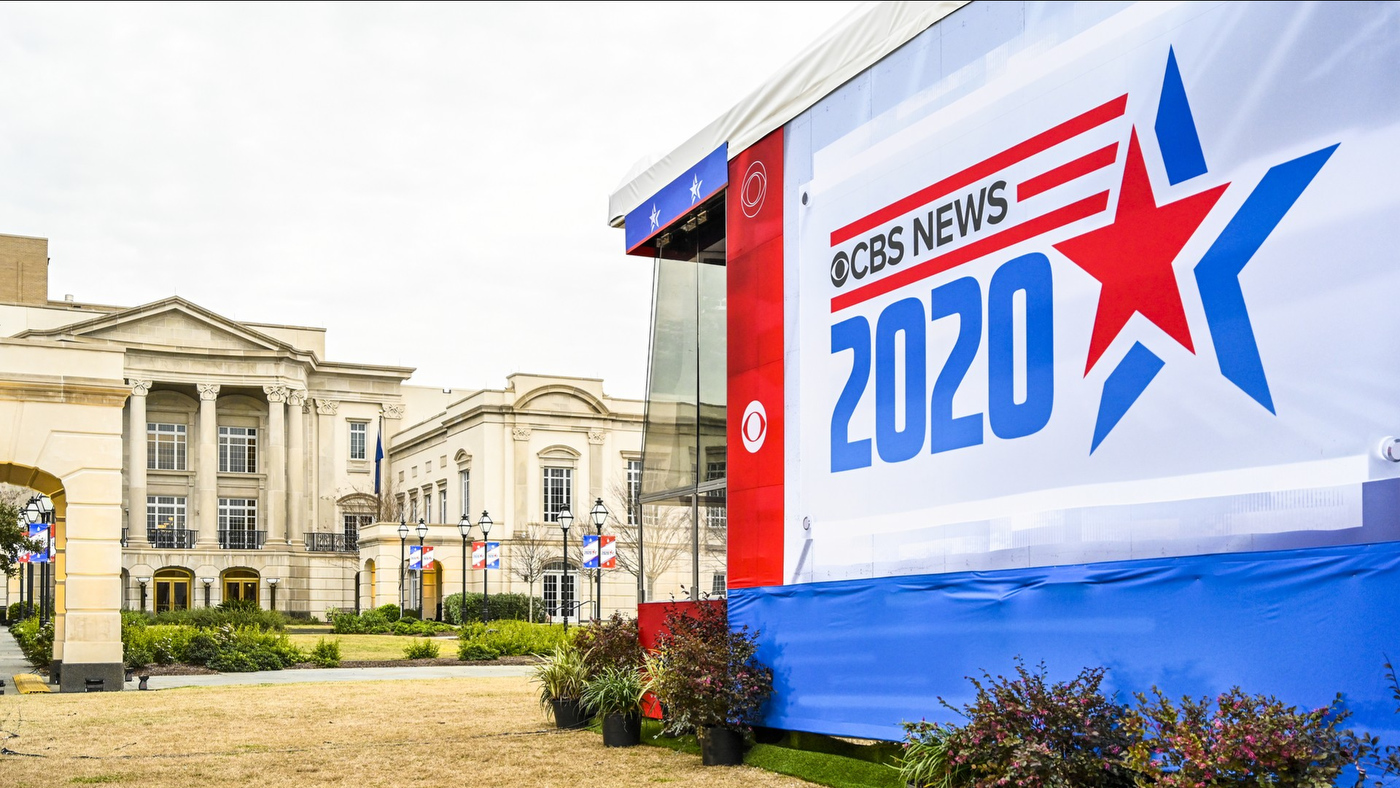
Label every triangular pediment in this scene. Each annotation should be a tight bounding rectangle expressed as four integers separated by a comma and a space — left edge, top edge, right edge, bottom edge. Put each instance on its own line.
18, 297, 286, 352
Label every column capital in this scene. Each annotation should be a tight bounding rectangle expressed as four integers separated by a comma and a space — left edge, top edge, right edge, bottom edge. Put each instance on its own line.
263, 385, 290, 404
197, 383, 221, 401
381, 403, 405, 420
587, 429, 607, 445
127, 379, 153, 397
287, 389, 308, 407
315, 399, 339, 416
512, 426, 532, 441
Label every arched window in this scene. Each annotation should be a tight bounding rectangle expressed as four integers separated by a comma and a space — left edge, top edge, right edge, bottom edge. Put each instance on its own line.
153, 567, 193, 613
542, 560, 578, 624
222, 568, 260, 607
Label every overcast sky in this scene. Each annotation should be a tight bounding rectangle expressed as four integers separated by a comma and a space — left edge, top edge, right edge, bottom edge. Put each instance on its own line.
0, 2, 860, 398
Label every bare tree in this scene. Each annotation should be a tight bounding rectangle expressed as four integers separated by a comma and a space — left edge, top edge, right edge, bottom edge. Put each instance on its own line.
509, 523, 551, 622
603, 476, 688, 602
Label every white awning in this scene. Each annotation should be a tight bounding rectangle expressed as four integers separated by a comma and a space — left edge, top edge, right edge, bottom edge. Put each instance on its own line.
607, 0, 967, 228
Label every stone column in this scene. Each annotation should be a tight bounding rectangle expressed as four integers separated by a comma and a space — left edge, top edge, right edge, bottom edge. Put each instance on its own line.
197, 383, 220, 545
127, 380, 151, 541
287, 389, 307, 544
264, 386, 289, 545
512, 426, 531, 537
587, 428, 606, 505
315, 399, 338, 532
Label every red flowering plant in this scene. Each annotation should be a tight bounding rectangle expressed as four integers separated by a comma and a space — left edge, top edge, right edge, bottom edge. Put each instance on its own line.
910, 660, 1136, 788
645, 600, 774, 737
1125, 687, 1378, 787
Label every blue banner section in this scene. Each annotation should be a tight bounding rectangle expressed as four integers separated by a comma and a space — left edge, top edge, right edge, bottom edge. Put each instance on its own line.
409, 545, 422, 571
624, 145, 727, 253
730, 539, 1400, 743
582, 534, 600, 569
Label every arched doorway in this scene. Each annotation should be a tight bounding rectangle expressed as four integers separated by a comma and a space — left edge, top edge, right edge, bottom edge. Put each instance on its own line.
222, 568, 260, 607
422, 560, 443, 620
543, 560, 579, 625
363, 558, 377, 610
153, 567, 193, 613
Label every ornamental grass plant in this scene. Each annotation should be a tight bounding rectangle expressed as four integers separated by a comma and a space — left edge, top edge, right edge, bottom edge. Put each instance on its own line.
581, 665, 646, 718
532, 641, 589, 713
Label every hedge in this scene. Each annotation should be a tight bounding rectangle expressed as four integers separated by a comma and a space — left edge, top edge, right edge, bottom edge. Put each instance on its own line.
442, 592, 545, 624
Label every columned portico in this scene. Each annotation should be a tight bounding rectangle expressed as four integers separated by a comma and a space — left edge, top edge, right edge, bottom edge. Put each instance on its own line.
288, 389, 307, 544
315, 398, 338, 532
126, 379, 151, 539
264, 385, 289, 544
196, 382, 220, 545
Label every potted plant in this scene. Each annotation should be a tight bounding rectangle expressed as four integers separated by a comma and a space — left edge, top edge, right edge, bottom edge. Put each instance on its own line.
531, 641, 589, 729
646, 601, 773, 766
581, 664, 645, 746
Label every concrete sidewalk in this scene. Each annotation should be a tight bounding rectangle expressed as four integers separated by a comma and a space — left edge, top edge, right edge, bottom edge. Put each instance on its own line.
137, 663, 533, 690
1, 624, 39, 692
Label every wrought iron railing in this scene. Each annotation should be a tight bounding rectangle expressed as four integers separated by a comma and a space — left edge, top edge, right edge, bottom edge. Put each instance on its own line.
218, 529, 266, 550
146, 527, 198, 549
305, 532, 358, 553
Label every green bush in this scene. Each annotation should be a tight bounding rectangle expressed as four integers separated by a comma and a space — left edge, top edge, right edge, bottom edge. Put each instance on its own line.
11, 616, 54, 667
443, 592, 544, 624
204, 625, 305, 672
573, 612, 644, 678
148, 605, 288, 631
375, 603, 401, 623
457, 620, 567, 659
403, 639, 441, 659
458, 642, 502, 661
331, 608, 452, 636
145, 625, 197, 665
7, 601, 31, 622
310, 637, 342, 668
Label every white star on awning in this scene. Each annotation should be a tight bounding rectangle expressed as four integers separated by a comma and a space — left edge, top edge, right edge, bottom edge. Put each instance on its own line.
649, 204, 660, 230
689, 174, 703, 204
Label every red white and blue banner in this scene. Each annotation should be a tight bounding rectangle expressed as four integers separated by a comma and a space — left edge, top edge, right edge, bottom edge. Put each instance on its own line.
582, 534, 619, 570
624, 145, 728, 255
725, 0, 1400, 742
485, 542, 500, 570
408, 545, 422, 571
471, 541, 486, 570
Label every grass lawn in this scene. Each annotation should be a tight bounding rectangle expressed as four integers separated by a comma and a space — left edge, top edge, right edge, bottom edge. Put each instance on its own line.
0, 677, 814, 788
637, 721, 901, 788
286, 633, 451, 661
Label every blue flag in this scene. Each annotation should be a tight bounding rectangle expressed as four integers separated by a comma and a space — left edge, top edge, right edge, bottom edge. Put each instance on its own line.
373, 418, 385, 495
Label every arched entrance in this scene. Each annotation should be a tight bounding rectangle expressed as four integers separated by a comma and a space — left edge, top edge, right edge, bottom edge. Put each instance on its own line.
222, 568, 260, 607
363, 558, 376, 610
153, 567, 193, 613
422, 560, 443, 620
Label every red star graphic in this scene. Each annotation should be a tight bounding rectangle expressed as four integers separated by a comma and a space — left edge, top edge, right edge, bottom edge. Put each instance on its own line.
1053, 128, 1228, 375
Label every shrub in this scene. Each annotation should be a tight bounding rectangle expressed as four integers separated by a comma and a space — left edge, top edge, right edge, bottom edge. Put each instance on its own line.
899, 721, 965, 788
186, 630, 220, 665
150, 605, 288, 631
1125, 687, 1373, 787
403, 639, 441, 660
11, 616, 54, 668
458, 620, 567, 658
146, 625, 197, 665
310, 637, 342, 668
202, 625, 305, 672
647, 600, 773, 736
443, 592, 544, 624
581, 664, 645, 718
573, 612, 643, 678
375, 603, 401, 623
932, 661, 1135, 788
458, 642, 502, 661
218, 598, 259, 613
533, 642, 589, 711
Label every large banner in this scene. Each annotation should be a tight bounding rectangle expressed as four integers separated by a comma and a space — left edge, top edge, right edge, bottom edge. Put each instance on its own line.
788, 1, 1400, 585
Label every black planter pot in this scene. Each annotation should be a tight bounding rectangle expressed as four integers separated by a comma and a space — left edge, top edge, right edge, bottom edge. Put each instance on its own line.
601, 712, 642, 747
698, 726, 746, 766
551, 698, 588, 729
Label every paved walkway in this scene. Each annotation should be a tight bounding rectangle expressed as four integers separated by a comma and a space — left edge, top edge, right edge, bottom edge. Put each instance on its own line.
1, 624, 39, 692
141, 663, 533, 690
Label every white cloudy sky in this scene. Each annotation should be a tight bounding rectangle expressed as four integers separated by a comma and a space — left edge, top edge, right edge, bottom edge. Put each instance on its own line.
0, 2, 861, 398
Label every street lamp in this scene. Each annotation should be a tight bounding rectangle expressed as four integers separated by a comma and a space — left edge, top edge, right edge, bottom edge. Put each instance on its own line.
201, 577, 214, 608
136, 576, 150, 614
590, 498, 608, 621
267, 577, 280, 611
416, 518, 428, 617
557, 505, 573, 635
457, 513, 473, 624
25, 495, 54, 627
397, 519, 409, 619
21, 499, 37, 620
478, 511, 493, 622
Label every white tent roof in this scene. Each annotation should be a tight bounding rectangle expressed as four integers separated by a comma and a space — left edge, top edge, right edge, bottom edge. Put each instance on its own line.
607, 0, 967, 228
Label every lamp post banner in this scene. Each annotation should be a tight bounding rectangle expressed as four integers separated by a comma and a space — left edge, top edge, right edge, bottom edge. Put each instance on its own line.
718, 0, 1400, 743
422, 546, 435, 569
28, 524, 48, 564
599, 535, 617, 569
485, 542, 501, 570
472, 541, 486, 570
408, 545, 421, 572
581, 535, 599, 570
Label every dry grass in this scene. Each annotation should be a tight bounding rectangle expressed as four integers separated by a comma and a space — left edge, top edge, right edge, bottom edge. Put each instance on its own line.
0, 676, 814, 788
286, 633, 444, 661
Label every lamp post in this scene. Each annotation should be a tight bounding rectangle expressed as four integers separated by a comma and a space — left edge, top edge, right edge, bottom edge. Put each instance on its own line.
21, 498, 37, 620
267, 577, 280, 611
201, 577, 214, 608
478, 511, 493, 622
26, 495, 54, 627
136, 577, 150, 614
457, 514, 472, 625
397, 519, 409, 619
590, 498, 608, 621
416, 518, 428, 617
557, 506, 573, 635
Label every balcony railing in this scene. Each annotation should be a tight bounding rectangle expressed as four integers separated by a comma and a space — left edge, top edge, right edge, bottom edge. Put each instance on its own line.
147, 527, 198, 550
305, 532, 358, 553
219, 529, 266, 550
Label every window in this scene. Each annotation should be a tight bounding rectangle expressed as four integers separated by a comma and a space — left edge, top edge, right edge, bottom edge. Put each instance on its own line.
349, 421, 367, 461
543, 560, 577, 622
223, 568, 259, 606
439, 486, 448, 524
147, 423, 188, 471
396, 494, 406, 519
542, 467, 573, 522
343, 513, 373, 536
146, 496, 187, 530
218, 498, 261, 549
627, 459, 642, 526
218, 426, 258, 473
423, 491, 432, 523
154, 568, 192, 613
409, 494, 418, 522
460, 470, 470, 519
712, 573, 727, 597
705, 460, 727, 534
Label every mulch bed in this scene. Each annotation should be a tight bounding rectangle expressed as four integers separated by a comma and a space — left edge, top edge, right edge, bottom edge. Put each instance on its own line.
133, 655, 540, 675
